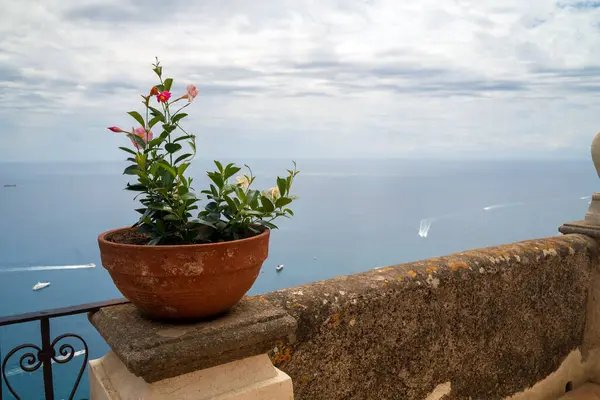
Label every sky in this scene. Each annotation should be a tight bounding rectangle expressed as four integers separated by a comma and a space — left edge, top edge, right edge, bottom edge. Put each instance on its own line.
1, 0, 600, 162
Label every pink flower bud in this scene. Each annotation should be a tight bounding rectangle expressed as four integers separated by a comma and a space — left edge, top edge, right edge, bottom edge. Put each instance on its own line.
107, 126, 125, 133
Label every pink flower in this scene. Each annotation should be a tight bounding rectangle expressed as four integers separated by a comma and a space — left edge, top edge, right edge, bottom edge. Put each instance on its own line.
185, 84, 199, 102
130, 126, 153, 149
107, 126, 126, 133
156, 91, 171, 103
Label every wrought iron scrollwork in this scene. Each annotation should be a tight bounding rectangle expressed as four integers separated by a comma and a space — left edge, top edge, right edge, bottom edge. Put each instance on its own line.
51, 333, 89, 400
1, 344, 43, 398
0, 297, 129, 400
1, 330, 89, 399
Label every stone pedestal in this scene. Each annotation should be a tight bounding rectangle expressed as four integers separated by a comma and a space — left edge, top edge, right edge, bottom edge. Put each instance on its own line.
561, 133, 600, 237
89, 352, 292, 400
88, 297, 296, 400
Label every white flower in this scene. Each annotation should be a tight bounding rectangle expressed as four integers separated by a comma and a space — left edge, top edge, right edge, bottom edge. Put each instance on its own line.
268, 186, 280, 200
236, 175, 250, 190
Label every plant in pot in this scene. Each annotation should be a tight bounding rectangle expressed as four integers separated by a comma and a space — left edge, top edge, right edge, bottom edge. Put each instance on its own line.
99, 59, 298, 320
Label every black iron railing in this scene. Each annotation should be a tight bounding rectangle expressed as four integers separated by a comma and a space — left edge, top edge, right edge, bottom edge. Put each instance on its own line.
0, 298, 129, 400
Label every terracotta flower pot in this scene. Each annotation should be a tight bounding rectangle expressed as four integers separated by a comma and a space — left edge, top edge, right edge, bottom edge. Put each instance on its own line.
97, 227, 270, 320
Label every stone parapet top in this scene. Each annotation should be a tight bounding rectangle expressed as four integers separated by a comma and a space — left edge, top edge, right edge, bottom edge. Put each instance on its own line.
88, 296, 297, 383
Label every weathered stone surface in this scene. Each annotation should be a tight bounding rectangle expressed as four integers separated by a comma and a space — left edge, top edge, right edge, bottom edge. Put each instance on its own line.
560, 219, 600, 239
261, 234, 600, 400
89, 296, 297, 383
558, 383, 600, 399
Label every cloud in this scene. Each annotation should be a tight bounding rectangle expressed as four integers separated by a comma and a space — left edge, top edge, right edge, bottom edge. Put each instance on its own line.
2, 0, 600, 161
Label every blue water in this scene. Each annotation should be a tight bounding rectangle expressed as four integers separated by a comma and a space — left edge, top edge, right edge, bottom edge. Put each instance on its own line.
0, 158, 596, 398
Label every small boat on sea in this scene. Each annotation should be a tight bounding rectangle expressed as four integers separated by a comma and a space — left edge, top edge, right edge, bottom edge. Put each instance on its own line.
276, 264, 284, 272
32, 282, 50, 291
3, 184, 16, 188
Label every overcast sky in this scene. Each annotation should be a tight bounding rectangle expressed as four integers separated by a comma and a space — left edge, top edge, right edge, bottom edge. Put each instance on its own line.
1, 0, 600, 162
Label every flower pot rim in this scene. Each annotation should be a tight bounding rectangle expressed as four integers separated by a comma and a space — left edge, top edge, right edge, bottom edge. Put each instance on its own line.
98, 226, 270, 249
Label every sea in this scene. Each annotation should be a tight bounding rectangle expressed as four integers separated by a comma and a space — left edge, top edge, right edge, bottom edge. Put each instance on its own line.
0, 158, 596, 399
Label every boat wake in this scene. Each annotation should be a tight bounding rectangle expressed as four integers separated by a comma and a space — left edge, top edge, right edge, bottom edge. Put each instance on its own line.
482, 202, 525, 211
418, 218, 435, 238
0, 263, 96, 273
3, 350, 87, 377
418, 213, 459, 238
419, 195, 589, 238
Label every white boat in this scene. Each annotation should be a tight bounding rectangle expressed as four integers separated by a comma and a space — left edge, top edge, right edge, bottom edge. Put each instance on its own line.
276, 264, 284, 272
32, 282, 50, 291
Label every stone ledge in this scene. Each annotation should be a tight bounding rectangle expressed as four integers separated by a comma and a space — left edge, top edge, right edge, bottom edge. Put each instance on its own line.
560, 220, 600, 239
89, 296, 297, 383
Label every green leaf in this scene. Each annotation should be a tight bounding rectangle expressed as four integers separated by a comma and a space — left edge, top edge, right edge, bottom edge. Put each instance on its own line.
178, 163, 190, 177
148, 237, 162, 246
207, 171, 224, 189
223, 195, 237, 211
277, 177, 287, 197
242, 210, 264, 217
153, 66, 162, 77
172, 113, 187, 124
123, 165, 141, 175
224, 165, 241, 180
181, 192, 196, 201
155, 84, 164, 92
125, 184, 147, 191
119, 146, 137, 155
164, 78, 173, 92
164, 214, 180, 221
174, 135, 195, 143
195, 218, 217, 229
149, 162, 160, 176
165, 143, 182, 153
127, 111, 145, 127
178, 185, 189, 195
148, 203, 172, 212
148, 137, 164, 148
210, 184, 219, 198
175, 153, 192, 164
127, 134, 146, 149
148, 106, 164, 117
160, 169, 175, 187
135, 152, 147, 168
260, 196, 275, 212
157, 161, 177, 177
233, 185, 247, 203
214, 161, 224, 172
206, 212, 221, 223
162, 124, 176, 133
148, 115, 164, 128
259, 220, 278, 229
276, 197, 292, 208
247, 190, 260, 208
284, 208, 294, 216
159, 130, 170, 140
